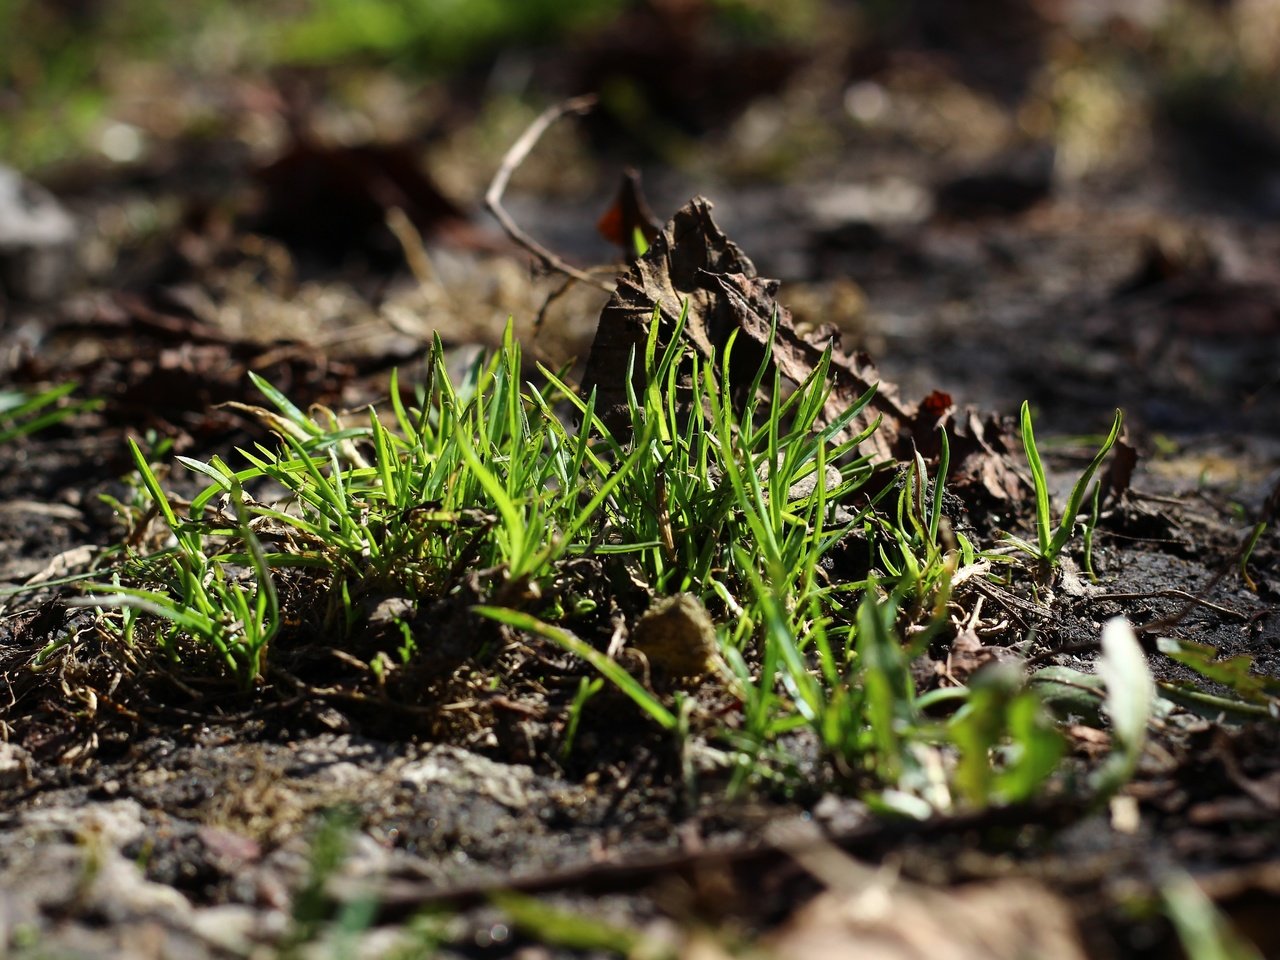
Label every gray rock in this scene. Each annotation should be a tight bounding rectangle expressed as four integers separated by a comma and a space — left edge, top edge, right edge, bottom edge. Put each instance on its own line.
0, 165, 76, 302
0, 741, 31, 788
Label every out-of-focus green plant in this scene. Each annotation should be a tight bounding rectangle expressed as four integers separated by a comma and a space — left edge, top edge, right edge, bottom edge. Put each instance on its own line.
275, 0, 627, 68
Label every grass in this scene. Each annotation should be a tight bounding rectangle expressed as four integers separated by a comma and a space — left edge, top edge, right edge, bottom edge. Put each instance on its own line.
78, 437, 280, 687
0, 384, 101, 445
70, 309, 1153, 813
1161, 869, 1266, 960
1007, 401, 1123, 577
16, 300, 1246, 957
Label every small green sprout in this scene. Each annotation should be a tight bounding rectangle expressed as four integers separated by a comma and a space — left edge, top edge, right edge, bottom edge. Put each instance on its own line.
1008, 401, 1122, 574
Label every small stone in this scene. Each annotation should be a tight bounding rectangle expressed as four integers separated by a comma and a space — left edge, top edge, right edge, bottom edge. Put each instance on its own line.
630, 593, 718, 678
0, 164, 77, 302
757, 453, 844, 502
0, 742, 31, 787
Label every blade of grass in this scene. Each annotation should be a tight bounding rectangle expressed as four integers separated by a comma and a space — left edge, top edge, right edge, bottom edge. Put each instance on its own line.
1047, 409, 1122, 560
473, 606, 676, 730
1020, 401, 1053, 558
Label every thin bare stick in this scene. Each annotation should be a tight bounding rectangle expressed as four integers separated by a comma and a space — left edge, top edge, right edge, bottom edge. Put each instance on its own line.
533, 273, 575, 331
1092, 589, 1247, 623
484, 94, 613, 292
385, 205, 437, 289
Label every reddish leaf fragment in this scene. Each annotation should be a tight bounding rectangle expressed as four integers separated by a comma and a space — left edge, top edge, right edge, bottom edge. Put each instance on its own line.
596, 167, 662, 262
920, 389, 954, 419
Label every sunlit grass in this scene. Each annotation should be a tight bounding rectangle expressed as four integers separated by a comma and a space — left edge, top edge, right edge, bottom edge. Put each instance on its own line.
74, 309, 1151, 811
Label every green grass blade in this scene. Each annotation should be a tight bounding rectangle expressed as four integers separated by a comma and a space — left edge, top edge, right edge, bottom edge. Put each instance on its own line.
1047, 408, 1122, 560
928, 429, 950, 546
0, 382, 77, 416
1020, 401, 1052, 557
473, 606, 676, 730
128, 438, 183, 533
247, 371, 320, 435
454, 428, 526, 570
74, 586, 219, 637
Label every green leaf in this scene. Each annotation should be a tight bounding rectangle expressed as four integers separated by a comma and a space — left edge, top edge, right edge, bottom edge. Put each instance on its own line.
492, 891, 643, 954
630, 226, 650, 258
995, 691, 1065, 802
74, 587, 219, 638
1156, 637, 1280, 705
1047, 408, 1122, 559
247, 371, 318, 434
1029, 665, 1106, 726
1161, 870, 1264, 960
128, 438, 183, 534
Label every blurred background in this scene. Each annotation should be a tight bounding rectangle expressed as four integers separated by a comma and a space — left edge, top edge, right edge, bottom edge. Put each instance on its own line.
3, 0, 1279, 447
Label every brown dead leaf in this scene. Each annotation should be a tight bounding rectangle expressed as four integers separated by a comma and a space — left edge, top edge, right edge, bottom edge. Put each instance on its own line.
582, 197, 909, 459
767, 882, 1087, 960
1105, 438, 1139, 503
938, 406, 1026, 504
942, 623, 991, 683
24, 291, 352, 433
251, 137, 483, 265
582, 197, 1026, 498
765, 853, 1087, 960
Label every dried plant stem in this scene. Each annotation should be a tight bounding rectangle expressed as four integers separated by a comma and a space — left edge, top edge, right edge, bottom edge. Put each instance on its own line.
484, 94, 613, 292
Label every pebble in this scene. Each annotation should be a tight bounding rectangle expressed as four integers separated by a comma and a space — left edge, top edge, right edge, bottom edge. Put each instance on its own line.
0, 164, 77, 302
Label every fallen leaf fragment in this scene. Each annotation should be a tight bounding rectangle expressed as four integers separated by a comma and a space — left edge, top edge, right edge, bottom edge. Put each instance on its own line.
759, 818, 1088, 960
251, 137, 478, 264
766, 870, 1087, 960
582, 196, 1026, 499
630, 592, 718, 680
596, 167, 662, 261
582, 196, 909, 459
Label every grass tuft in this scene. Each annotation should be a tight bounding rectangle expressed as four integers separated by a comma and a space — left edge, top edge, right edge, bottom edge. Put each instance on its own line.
71, 313, 1148, 809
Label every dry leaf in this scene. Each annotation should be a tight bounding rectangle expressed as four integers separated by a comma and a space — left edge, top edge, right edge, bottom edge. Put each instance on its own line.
582, 197, 908, 459
583, 196, 1026, 500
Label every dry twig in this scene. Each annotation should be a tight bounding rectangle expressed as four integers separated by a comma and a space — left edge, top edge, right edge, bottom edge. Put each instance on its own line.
484, 94, 614, 292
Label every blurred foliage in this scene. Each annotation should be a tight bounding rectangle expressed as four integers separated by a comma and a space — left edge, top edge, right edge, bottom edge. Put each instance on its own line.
0, 0, 245, 169
275, 0, 627, 68
0, 0, 630, 170
5, 0, 1280, 177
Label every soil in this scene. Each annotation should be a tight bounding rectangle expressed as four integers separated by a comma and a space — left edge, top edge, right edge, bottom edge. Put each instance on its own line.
3, 5, 1280, 958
